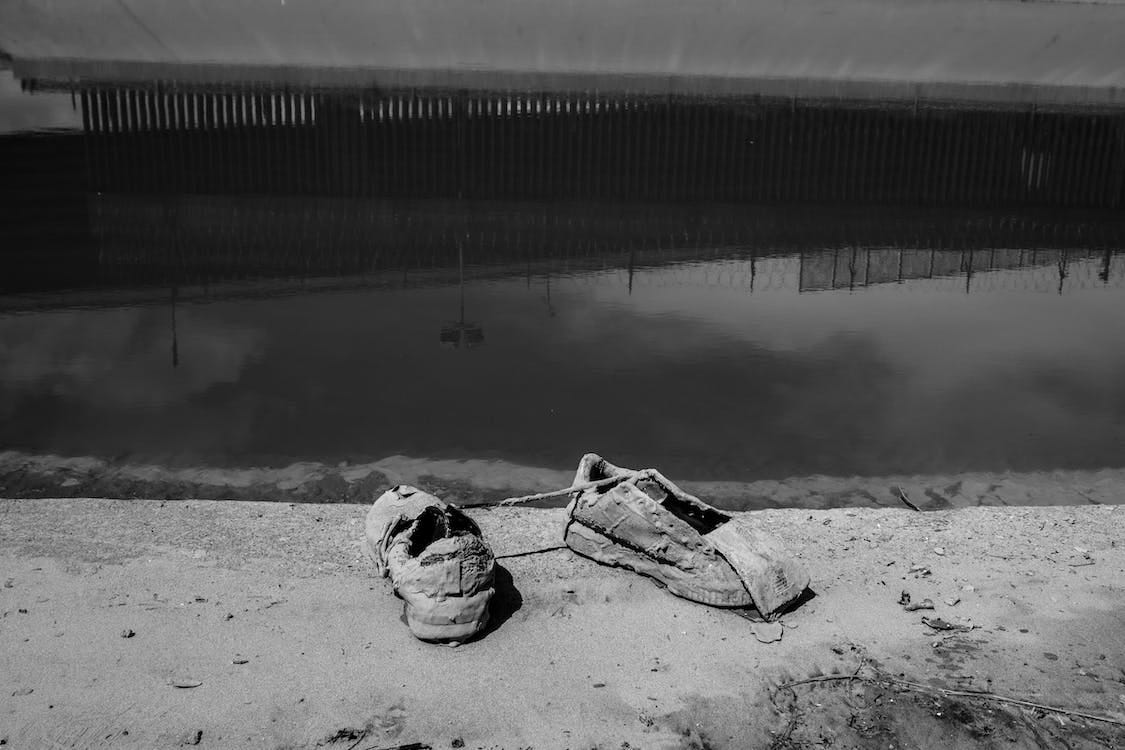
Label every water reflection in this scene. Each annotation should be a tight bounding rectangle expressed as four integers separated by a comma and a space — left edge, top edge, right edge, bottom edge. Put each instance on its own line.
1, 67, 1124, 480
1, 250, 1123, 479
0, 70, 80, 134
38, 81, 1125, 207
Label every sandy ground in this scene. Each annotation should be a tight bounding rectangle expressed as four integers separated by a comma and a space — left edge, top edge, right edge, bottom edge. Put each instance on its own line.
2, 496, 1124, 749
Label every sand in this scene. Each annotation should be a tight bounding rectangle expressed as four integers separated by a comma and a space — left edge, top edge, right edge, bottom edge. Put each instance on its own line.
2, 496, 1123, 749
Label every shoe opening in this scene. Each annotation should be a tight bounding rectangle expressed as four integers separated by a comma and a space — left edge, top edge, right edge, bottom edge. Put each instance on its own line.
635, 476, 729, 535
406, 506, 481, 556
586, 457, 615, 483
406, 506, 449, 556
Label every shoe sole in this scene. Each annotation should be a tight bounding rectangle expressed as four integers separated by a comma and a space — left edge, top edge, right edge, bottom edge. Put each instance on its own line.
564, 520, 754, 607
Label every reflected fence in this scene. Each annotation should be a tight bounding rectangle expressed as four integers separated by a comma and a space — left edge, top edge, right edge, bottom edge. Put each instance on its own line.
56, 82, 1125, 207
77, 196, 1125, 295
4, 75, 1125, 301
583, 248, 1122, 296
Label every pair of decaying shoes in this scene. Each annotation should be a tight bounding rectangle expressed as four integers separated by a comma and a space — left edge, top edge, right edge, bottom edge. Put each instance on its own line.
365, 454, 810, 644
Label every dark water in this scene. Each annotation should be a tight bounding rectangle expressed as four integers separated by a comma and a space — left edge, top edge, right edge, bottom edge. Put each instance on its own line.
2, 68, 1125, 481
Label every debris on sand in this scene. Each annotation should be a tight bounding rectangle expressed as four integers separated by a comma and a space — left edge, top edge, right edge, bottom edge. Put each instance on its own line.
751, 621, 784, 643
896, 486, 921, 512
922, 616, 974, 633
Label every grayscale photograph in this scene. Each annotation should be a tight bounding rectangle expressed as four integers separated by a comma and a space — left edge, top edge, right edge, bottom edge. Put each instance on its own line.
0, 0, 1123, 747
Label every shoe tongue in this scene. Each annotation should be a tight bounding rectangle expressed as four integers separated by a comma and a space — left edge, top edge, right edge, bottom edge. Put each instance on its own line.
634, 476, 671, 504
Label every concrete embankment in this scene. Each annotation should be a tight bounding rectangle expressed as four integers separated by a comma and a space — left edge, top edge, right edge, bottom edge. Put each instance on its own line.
1, 497, 1123, 748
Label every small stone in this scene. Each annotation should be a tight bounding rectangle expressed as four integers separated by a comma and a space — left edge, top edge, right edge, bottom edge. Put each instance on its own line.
232, 658, 249, 665
933, 547, 946, 556
121, 629, 136, 638
945, 597, 961, 607
961, 585, 976, 592
750, 621, 784, 643
171, 679, 203, 689
11, 688, 33, 697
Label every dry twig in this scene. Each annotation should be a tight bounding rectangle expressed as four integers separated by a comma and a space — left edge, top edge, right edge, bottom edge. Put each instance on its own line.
775, 664, 866, 691
881, 676, 1125, 727
495, 545, 568, 560
896, 486, 921, 512
777, 666, 1125, 728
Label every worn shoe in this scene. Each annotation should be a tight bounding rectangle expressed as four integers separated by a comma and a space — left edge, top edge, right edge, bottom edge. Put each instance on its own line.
564, 454, 809, 618
366, 485, 495, 642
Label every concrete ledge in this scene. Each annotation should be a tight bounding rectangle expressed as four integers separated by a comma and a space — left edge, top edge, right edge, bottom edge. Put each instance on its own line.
1, 497, 1123, 747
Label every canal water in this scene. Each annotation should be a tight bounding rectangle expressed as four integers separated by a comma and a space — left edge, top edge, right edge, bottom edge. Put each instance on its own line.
1, 67, 1124, 484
